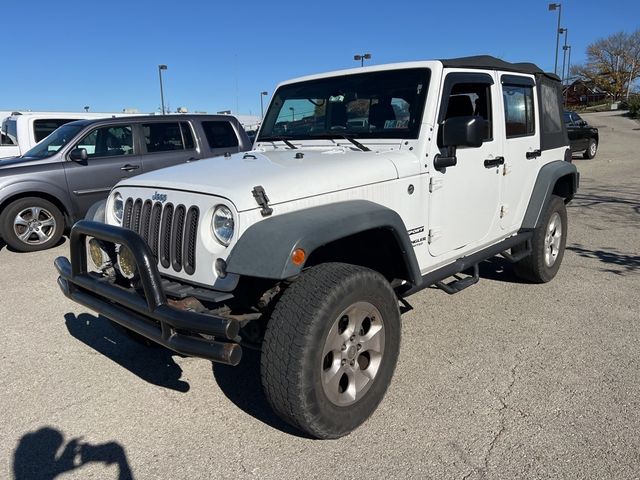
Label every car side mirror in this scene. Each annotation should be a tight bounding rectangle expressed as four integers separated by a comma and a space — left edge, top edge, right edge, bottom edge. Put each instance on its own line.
579, 120, 588, 127
441, 116, 487, 148
434, 116, 488, 170
69, 148, 88, 161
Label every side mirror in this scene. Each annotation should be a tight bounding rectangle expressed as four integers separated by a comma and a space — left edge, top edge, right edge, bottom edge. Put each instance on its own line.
434, 116, 488, 170
440, 116, 487, 148
69, 148, 88, 161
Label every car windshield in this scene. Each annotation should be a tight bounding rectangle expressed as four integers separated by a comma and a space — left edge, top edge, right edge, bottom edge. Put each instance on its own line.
258, 68, 430, 142
22, 123, 85, 158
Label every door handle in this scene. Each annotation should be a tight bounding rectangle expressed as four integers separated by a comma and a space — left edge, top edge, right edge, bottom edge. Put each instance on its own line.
526, 150, 541, 160
120, 164, 140, 172
484, 156, 505, 168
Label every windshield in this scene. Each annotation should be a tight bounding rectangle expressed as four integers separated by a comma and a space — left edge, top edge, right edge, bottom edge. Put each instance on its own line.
22, 123, 84, 158
258, 68, 430, 142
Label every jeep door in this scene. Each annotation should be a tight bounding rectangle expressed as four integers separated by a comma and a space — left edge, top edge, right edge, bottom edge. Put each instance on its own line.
138, 121, 198, 171
498, 75, 541, 230
63, 124, 141, 218
427, 71, 502, 257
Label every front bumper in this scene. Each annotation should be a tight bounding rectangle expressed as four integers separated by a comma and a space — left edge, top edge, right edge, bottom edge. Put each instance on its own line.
55, 220, 242, 365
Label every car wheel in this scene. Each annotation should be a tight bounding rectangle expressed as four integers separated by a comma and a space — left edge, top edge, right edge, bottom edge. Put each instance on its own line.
583, 139, 597, 159
0, 197, 64, 252
513, 195, 567, 283
261, 262, 401, 439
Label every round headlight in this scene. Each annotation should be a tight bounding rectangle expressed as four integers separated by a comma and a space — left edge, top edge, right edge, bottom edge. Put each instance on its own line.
112, 192, 124, 223
89, 238, 108, 270
212, 205, 234, 246
117, 245, 137, 279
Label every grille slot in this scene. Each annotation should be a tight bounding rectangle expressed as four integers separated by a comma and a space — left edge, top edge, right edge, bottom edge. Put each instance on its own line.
123, 198, 197, 275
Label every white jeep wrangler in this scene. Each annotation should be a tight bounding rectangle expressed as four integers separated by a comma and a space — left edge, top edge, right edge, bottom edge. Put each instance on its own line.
56, 55, 578, 439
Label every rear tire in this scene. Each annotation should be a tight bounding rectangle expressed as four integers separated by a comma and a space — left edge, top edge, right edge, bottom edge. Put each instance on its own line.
0, 197, 64, 252
583, 139, 597, 159
513, 195, 567, 283
261, 263, 401, 439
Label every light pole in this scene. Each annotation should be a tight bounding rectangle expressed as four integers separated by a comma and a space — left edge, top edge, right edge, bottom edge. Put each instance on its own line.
354, 53, 371, 67
548, 3, 562, 75
158, 64, 168, 115
563, 45, 572, 106
560, 29, 569, 85
289, 106, 295, 122
260, 91, 268, 120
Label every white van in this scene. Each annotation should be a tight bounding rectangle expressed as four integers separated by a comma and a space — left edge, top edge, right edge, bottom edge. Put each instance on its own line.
0, 112, 126, 159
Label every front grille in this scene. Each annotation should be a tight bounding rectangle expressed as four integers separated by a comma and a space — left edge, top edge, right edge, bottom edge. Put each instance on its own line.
122, 198, 199, 275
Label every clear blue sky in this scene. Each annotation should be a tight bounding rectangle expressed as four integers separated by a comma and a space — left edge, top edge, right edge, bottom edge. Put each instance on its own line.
2, 0, 638, 115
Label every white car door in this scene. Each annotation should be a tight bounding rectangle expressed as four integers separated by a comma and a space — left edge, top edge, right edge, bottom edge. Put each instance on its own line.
498, 74, 541, 231
427, 70, 503, 258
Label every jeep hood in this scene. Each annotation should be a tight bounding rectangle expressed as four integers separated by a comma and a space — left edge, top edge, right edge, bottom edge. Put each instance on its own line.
118, 149, 400, 211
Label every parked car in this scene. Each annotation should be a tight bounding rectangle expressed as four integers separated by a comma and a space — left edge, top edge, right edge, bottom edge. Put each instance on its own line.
0, 111, 131, 159
0, 114, 251, 251
56, 56, 577, 439
564, 111, 599, 159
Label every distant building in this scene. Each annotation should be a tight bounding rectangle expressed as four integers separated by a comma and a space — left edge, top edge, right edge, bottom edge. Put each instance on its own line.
564, 80, 610, 106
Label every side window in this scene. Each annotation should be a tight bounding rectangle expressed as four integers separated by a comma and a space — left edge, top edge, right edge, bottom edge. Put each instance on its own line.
76, 125, 133, 158
503, 84, 535, 138
563, 111, 572, 125
143, 122, 193, 152
180, 122, 195, 149
438, 80, 493, 146
34, 119, 78, 143
201, 121, 239, 149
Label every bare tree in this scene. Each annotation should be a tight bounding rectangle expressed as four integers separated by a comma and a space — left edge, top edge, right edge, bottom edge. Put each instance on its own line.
572, 30, 640, 101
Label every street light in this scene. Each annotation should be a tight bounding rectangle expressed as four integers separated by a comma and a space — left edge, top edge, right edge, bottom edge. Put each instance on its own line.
84, 106, 90, 112
260, 91, 268, 120
560, 28, 569, 85
548, 3, 562, 75
289, 106, 295, 122
158, 64, 168, 115
354, 53, 372, 67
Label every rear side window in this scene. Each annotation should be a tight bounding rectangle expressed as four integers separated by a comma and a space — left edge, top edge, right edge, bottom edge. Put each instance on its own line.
34, 119, 78, 143
201, 121, 239, 149
503, 85, 535, 138
143, 122, 195, 152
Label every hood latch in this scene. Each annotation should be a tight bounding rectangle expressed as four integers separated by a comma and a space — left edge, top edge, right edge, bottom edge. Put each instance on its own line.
252, 185, 273, 217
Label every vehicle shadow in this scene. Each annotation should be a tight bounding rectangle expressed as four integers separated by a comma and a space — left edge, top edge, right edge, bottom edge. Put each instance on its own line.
212, 348, 312, 438
567, 244, 640, 275
478, 256, 527, 284
13, 426, 133, 480
64, 313, 190, 392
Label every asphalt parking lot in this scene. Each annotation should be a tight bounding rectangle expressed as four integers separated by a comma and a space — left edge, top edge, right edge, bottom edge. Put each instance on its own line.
1, 111, 638, 479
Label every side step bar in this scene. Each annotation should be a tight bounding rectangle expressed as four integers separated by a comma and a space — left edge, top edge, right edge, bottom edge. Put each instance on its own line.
399, 231, 532, 298
434, 264, 479, 295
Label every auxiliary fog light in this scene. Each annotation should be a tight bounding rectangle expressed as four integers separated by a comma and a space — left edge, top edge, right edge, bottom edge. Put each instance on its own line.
117, 245, 137, 279
88, 238, 109, 270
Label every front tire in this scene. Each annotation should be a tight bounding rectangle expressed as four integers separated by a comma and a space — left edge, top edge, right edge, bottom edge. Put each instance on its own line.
513, 195, 568, 283
583, 139, 597, 159
261, 263, 401, 439
0, 197, 64, 252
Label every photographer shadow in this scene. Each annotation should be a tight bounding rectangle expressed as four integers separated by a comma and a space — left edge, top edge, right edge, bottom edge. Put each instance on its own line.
64, 313, 189, 393
13, 426, 133, 480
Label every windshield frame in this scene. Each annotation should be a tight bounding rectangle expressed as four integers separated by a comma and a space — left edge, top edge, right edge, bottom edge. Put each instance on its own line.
258, 67, 431, 142
21, 123, 85, 159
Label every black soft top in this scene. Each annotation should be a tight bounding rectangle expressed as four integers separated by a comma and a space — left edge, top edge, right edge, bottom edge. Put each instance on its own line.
440, 55, 560, 82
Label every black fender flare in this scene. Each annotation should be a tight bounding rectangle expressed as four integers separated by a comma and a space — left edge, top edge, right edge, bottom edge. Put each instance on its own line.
85, 199, 106, 222
225, 200, 421, 283
521, 160, 579, 230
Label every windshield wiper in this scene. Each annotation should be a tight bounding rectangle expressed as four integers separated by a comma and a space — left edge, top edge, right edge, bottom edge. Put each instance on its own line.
258, 136, 298, 149
334, 134, 370, 151
311, 133, 370, 151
